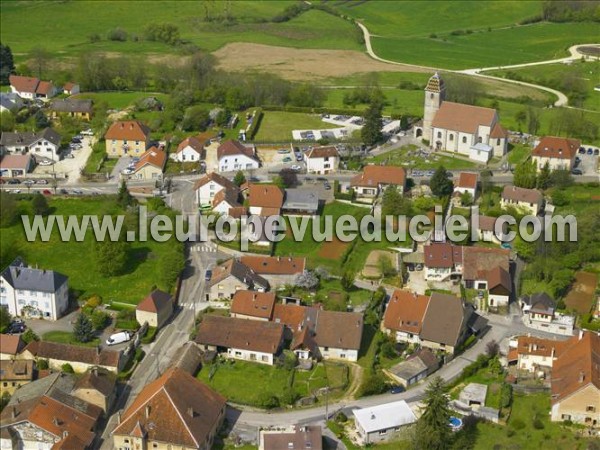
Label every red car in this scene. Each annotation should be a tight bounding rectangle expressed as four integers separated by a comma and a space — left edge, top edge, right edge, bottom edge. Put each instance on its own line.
42, 189, 52, 196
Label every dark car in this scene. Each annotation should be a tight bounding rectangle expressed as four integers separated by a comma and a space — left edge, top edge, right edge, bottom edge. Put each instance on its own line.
42, 189, 52, 195
595, 149, 599, 156
71, 137, 82, 144
588, 148, 594, 155
579, 147, 586, 154
7, 321, 26, 334
572, 168, 583, 175
205, 269, 212, 281
323, 181, 331, 190
390, 385, 405, 394
7, 179, 20, 184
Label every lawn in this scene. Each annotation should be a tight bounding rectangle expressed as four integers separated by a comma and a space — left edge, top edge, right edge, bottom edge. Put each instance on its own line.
551, 183, 600, 217
1, 2, 361, 62
197, 359, 349, 407
73, 91, 169, 110
0, 197, 177, 305
253, 111, 337, 142
507, 143, 532, 165
42, 330, 100, 348
332, 1, 596, 69
370, 145, 480, 170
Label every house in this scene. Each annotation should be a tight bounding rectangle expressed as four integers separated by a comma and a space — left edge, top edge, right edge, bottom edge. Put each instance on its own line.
475, 215, 503, 245
353, 400, 416, 445
131, 147, 167, 180
550, 331, 600, 427
0, 92, 23, 113
173, 135, 204, 162
304, 146, 339, 175
382, 290, 430, 345
19, 341, 124, 373
0, 373, 102, 450
509, 335, 564, 373
420, 292, 471, 354
194, 172, 239, 208
135, 289, 173, 328
195, 315, 284, 365
104, 120, 151, 157
49, 98, 93, 120
212, 187, 242, 217
0, 128, 61, 161
385, 348, 440, 388
0, 359, 34, 395
260, 426, 322, 450
0, 334, 25, 360
72, 368, 116, 414
230, 290, 276, 321
351, 165, 407, 202
169, 342, 204, 376
282, 188, 320, 216
217, 139, 260, 172
500, 185, 543, 215
483, 266, 512, 310
247, 183, 284, 216
0, 257, 69, 320
239, 256, 305, 288
453, 172, 478, 199
0, 154, 34, 177
520, 292, 575, 336
415, 73, 507, 159
112, 367, 226, 450
9, 75, 57, 100
207, 259, 269, 300
423, 243, 463, 281
461, 246, 511, 308
532, 136, 580, 172
63, 82, 80, 95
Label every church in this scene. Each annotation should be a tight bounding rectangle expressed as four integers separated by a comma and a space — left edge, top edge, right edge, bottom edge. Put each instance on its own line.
414, 73, 508, 163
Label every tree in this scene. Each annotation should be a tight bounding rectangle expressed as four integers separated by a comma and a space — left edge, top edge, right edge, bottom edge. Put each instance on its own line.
278, 169, 298, 188
90, 310, 110, 331
430, 165, 454, 197
361, 100, 383, 146
21, 329, 39, 344
0, 111, 15, 132
513, 160, 537, 189
414, 377, 452, 450
0, 307, 11, 333
32, 193, 50, 216
116, 179, 133, 208
159, 245, 185, 291
0, 190, 18, 227
272, 176, 286, 189
73, 313, 95, 343
515, 109, 527, 130
341, 270, 356, 291
460, 191, 473, 206
381, 185, 412, 216
144, 23, 180, 45
233, 170, 246, 186
549, 169, 573, 189
34, 110, 49, 129
95, 239, 128, 277
61, 363, 75, 374
0, 43, 15, 85
527, 107, 540, 135
294, 270, 319, 290
536, 161, 551, 190
181, 105, 210, 131
486, 339, 499, 358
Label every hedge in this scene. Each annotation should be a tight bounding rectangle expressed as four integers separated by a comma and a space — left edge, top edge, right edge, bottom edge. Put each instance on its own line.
246, 108, 263, 140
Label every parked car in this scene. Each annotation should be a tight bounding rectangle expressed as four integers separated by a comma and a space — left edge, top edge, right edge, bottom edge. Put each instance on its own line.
572, 168, 583, 175
71, 137, 82, 144
282, 156, 292, 162
277, 149, 289, 154
9, 189, 21, 194
7, 321, 26, 334
59, 189, 69, 195
587, 148, 594, 155
72, 189, 83, 195
7, 179, 20, 185
66, 153, 75, 159
323, 181, 331, 190
106, 331, 132, 346
23, 180, 34, 185
39, 160, 54, 166
37, 179, 48, 185
42, 189, 52, 195
390, 385, 405, 394
291, 165, 301, 171
80, 129, 94, 136
595, 149, 599, 156
205, 269, 212, 281
579, 147, 586, 154
295, 154, 303, 161
122, 168, 134, 175
73, 134, 83, 140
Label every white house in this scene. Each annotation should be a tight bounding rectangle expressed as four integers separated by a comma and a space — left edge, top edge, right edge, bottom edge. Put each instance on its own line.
0, 92, 23, 113
0, 128, 61, 161
63, 82, 80, 95
454, 172, 478, 199
173, 136, 204, 162
193, 172, 238, 208
350, 165, 406, 202
353, 401, 416, 445
532, 136, 580, 172
500, 185, 543, 215
0, 258, 69, 320
304, 146, 339, 175
9, 75, 56, 101
217, 140, 260, 173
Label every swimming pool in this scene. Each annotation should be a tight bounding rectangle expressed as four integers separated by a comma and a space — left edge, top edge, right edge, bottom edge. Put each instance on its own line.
449, 416, 463, 431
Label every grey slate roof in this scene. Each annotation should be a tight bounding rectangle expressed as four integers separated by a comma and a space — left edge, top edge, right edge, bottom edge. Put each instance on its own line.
8, 372, 75, 406
50, 98, 93, 114
1, 257, 68, 293
34, 128, 62, 146
283, 189, 319, 213
0, 128, 61, 148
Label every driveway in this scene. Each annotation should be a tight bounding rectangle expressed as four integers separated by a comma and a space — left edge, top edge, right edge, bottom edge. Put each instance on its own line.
24, 309, 78, 336
33, 136, 95, 184
110, 155, 135, 180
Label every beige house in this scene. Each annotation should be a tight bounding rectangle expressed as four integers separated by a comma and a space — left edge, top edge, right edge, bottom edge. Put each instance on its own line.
0, 359, 34, 395
131, 146, 167, 180
72, 368, 117, 414
0, 334, 25, 360
112, 367, 227, 450
500, 185, 543, 215
350, 165, 406, 202
304, 146, 340, 175
135, 289, 173, 328
551, 332, 600, 427
104, 120, 151, 157
207, 259, 269, 301
532, 136, 580, 172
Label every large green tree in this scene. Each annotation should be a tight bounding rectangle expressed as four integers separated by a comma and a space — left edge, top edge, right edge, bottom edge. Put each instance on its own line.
73, 313, 95, 343
361, 100, 383, 146
233, 170, 246, 187
32, 193, 50, 216
414, 376, 452, 450
0, 43, 15, 85
536, 161, 551, 190
430, 165, 454, 197
95, 239, 129, 277
159, 244, 185, 291
0, 191, 18, 227
381, 185, 412, 216
513, 160, 537, 189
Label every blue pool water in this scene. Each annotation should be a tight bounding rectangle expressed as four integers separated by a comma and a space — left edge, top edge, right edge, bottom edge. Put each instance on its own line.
449, 417, 463, 429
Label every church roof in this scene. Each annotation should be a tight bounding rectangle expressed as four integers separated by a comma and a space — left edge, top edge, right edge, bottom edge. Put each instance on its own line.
425, 72, 445, 93
432, 102, 497, 134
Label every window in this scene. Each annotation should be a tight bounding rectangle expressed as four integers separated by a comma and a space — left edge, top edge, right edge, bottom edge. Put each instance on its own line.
462, 136, 467, 144
587, 406, 596, 412
449, 134, 454, 141
478, 136, 482, 143
497, 138, 501, 145
123, 140, 128, 145
437, 131, 442, 139
135, 141, 139, 146
430, 93, 434, 99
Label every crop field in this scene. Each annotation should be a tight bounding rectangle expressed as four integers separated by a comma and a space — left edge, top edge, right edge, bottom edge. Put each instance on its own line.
1, 1, 360, 62
331, 1, 596, 69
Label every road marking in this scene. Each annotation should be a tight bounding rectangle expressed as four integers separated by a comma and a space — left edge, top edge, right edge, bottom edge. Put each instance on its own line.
193, 245, 216, 252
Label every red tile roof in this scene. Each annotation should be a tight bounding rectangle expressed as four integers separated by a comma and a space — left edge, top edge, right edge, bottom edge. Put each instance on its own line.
501, 185, 543, 205
231, 291, 276, 319
462, 246, 509, 281
0, 334, 25, 355
193, 171, 237, 192
23, 341, 121, 368
533, 136, 580, 160
105, 120, 150, 141
176, 136, 204, 155
272, 303, 307, 331
490, 122, 507, 139
9, 75, 39, 94
134, 147, 167, 171
424, 243, 462, 268
456, 172, 478, 189
239, 256, 305, 275
432, 101, 497, 134
247, 184, 284, 209
305, 146, 339, 159
36, 80, 54, 96
136, 289, 172, 314
217, 140, 257, 160
351, 165, 406, 188
383, 290, 430, 334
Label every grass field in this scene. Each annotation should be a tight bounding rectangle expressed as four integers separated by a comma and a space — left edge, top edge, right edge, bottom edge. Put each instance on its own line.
253, 111, 337, 141
507, 143, 532, 165
42, 330, 100, 347
332, 1, 596, 69
1, 2, 360, 62
0, 197, 175, 305
197, 359, 348, 406
74, 91, 169, 110
488, 60, 600, 111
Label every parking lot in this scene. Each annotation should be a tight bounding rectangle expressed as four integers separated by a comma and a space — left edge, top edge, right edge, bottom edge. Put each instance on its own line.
33, 135, 94, 184
110, 155, 138, 180
574, 146, 599, 175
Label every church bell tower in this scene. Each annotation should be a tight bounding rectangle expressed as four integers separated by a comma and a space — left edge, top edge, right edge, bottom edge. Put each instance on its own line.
423, 72, 446, 143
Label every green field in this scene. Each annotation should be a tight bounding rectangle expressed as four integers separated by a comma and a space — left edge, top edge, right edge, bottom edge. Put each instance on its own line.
0, 1, 360, 62
197, 359, 348, 406
254, 111, 338, 141
74, 91, 169, 110
0, 197, 175, 304
488, 60, 600, 111
332, 1, 596, 69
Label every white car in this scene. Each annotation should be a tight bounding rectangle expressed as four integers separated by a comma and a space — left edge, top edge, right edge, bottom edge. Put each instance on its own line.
291, 165, 302, 171
9, 189, 21, 194
122, 168, 134, 175
38, 160, 54, 166
37, 179, 48, 185
80, 129, 94, 136
106, 331, 131, 346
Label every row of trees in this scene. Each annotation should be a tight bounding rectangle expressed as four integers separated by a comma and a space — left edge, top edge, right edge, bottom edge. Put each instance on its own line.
513, 161, 573, 190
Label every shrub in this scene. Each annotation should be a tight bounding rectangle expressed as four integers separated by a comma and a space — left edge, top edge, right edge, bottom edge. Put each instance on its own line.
37, 359, 49, 370
335, 411, 348, 423
500, 383, 513, 408
84, 295, 103, 309
280, 388, 299, 406
61, 363, 74, 374
357, 372, 388, 397
107, 27, 128, 42
429, 33, 437, 39
511, 418, 526, 430
533, 417, 545, 429
257, 393, 280, 409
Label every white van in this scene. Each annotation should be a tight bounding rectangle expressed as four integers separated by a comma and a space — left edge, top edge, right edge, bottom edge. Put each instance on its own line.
106, 331, 131, 346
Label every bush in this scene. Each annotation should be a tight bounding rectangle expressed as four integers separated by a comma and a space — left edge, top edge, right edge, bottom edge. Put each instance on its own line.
533, 417, 545, 429
107, 27, 128, 41
84, 295, 103, 309
500, 383, 513, 408
37, 359, 49, 370
511, 418, 526, 430
335, 411, 348, 423
357, 372, 388, 397
280, 388, 299, 406
246, 108, 263, 140
61, 363, 74, 374
91, 310, 111, 331
257, 392, 280, 409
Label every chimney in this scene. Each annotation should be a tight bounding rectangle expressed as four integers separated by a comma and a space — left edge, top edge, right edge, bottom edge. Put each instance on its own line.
117, 411, 121, 424
53, 417, 60, 426
579, 371, 585, 383
120, 123, 124, 129
187, 407, 194, 418
145, 405, 151, 418
63, 431, 69, 439
371, 413, 376, 420
11, 407, 17, 419
129, 123, 134, 130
